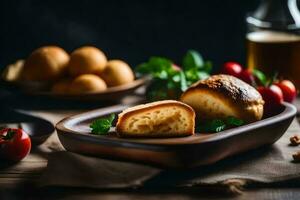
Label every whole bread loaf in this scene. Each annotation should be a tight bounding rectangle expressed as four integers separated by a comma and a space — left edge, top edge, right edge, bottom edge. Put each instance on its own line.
116, 100, 195, 137
180, 74, 264, 122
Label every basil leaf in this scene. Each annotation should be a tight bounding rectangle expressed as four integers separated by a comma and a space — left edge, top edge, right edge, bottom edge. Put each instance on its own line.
201, 119, 226, 133
252, 69, 267, 86
90, 114, 115, 135
135, 57, 174, 78
179, 71, 188, 91
197, 71, 210, 80
198, 116, 244, 133
182, 50, 204, 70
203, 61, 213, 73
226, 116, 244, 126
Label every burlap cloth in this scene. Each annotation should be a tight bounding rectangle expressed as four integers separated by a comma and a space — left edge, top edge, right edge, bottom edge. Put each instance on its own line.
35, 109, 300, 194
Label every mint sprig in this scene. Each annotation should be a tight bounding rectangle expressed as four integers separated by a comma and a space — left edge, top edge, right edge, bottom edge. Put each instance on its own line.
90, 114, 115, 135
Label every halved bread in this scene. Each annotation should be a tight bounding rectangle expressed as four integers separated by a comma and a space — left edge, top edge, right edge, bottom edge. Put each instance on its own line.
116, 100, 195, 137
180, 74, 264, 123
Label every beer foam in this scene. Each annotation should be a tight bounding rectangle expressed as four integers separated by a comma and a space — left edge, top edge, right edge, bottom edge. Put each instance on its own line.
247, 31, 300, 43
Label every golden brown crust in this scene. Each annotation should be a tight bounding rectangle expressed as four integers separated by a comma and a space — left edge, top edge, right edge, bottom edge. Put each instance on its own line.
68, 74, 107, 94
180, 75, 264, 122
183, 75, 263, 105
22, 46, 70, 81
116, 100, 195, 137
100, 60, 134, 87
68, 46, 107, 77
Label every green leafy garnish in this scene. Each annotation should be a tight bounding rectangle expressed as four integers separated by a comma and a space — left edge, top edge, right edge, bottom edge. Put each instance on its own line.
226, 116, 244, 126
135, 50, 212, 101
198, 116, 244, 133
90, 114, 115, 135
182, 50, 204, 70
201, 119, 226, 133
252, 69, 267, 86
252, 69, 279, 87
135, 57, 175, 79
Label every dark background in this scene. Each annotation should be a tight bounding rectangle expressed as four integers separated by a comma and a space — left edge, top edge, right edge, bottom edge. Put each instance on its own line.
0, 0, 260, 70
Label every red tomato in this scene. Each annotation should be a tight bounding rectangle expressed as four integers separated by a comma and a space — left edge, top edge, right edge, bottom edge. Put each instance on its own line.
221, 62, 243, 77
275, 80, 297, 103
238, 69, 256, 86
0, 128, 31, 161
257, 85, 284, 116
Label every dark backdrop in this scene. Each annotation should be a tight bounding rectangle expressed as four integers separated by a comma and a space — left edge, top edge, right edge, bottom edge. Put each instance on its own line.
0, 0, 259, 70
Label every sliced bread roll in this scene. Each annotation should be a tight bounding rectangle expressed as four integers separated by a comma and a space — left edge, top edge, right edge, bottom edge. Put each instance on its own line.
116, 100, 195, 137
180, 74, 264, 123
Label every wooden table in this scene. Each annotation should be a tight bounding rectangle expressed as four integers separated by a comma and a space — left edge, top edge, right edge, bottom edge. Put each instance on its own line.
1, 97, 300, 200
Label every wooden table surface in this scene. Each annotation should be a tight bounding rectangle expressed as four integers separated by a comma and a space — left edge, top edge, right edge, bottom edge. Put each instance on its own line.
1, 96, 300, 200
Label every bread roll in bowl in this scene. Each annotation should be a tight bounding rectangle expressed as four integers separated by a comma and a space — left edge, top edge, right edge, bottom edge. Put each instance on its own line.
2, 59, 25, 81
100, 60, 134, 87
68, 74, 107, 94
22, 46, 69, 81
68, 46, 107, 77
180, 74, 264, 123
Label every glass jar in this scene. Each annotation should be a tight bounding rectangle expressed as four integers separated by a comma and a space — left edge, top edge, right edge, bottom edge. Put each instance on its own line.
246, 0, 300, 88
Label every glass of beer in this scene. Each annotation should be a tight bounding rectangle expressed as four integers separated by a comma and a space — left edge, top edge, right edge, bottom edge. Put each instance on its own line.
246, 0, 300, 89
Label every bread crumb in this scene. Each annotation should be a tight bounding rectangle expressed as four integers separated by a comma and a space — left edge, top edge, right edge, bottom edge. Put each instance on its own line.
293, 151, 300, 162
290, 135, 300, 146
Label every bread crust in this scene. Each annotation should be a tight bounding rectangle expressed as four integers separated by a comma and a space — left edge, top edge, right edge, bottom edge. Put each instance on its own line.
116, 100, 195, 137
180, 75, 264, 122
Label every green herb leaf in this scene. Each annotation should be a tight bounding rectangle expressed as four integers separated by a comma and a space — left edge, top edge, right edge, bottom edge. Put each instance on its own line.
182, 50, 204, 70
203, 61, 213, 73
226, 116, 244, 127
179, 71, 188, 91
197, 71, 210, 80
252, 69, 267, 86
198, 116, 244, 133
135, 50, 212, 100
135, 57, 174, 79
201, 119, 226, 133
90, 114, 115, 135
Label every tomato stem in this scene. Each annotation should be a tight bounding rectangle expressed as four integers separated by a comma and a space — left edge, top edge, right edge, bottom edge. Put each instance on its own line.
1, 129, 16, 140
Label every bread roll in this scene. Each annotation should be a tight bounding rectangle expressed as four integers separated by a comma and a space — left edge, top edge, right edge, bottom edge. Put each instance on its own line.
68, 46, 107, 76
116, 100, 195, 137
100, 60, 134, 87
2, 59, 25, 81
22, 46, 69, 81
180, 74, 264, 122
68, 74, 107, 94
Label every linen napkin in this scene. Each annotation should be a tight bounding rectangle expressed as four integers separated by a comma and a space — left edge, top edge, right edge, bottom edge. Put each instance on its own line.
38, 119, 300, 193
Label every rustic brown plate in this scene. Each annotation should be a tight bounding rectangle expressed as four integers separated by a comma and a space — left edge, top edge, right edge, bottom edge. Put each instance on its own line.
56, 102, 296, 168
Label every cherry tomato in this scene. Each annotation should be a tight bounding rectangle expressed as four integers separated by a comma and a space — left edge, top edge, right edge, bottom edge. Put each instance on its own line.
275, 80, 297, 103
257, 85, 284, 116
0, 128, 31, 161
238, 69, 256, 86
221, 62, 243, 77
